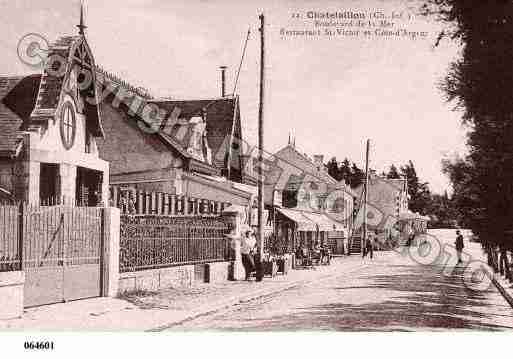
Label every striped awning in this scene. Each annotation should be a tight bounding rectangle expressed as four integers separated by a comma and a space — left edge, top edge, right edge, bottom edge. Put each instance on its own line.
277, 208, 316, 231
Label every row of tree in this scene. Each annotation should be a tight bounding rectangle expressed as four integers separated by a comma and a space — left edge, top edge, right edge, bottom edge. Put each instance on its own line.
326, 157, 455, 228
422, 0, 513, 280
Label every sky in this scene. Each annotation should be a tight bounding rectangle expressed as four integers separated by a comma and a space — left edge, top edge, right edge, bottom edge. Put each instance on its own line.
0, 0, 468, 194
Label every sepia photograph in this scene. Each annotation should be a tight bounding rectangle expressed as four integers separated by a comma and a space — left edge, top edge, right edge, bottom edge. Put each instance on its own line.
0, 0, 512, 356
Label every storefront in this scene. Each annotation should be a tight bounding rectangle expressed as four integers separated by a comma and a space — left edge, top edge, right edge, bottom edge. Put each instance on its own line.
274, 208, 344, 254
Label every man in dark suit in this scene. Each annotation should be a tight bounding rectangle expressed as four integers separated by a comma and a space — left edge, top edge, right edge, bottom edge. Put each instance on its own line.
455, 230, 464, 264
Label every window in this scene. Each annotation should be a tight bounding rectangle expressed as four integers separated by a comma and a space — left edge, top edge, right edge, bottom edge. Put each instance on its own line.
60, 102, 76, 150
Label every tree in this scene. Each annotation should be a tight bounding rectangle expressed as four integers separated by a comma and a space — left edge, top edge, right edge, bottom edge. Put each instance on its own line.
349, 163, 365, 188
441, 155, 480, 229
326, 157, 340, 181
339, 158, 352, 182
386, 164, 401, 179
422, 0, 513, 278
400, 161, 431, 215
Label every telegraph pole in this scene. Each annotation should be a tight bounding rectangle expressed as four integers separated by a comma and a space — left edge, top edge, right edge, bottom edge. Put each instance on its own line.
362, 139, 370, 252
257, 14, 265, 258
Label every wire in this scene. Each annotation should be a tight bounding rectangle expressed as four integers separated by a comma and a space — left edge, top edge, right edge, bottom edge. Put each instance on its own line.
233, 28, 251, 95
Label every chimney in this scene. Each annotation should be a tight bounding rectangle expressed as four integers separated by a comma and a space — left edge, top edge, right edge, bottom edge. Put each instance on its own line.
313, 155, 324, 166
220, 66, 227, 97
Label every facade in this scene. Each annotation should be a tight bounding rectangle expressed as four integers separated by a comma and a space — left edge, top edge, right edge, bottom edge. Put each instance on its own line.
94, 69, 257, 208
0, 35, 109, 206
353, 172, 409, 243
263, 143, 356, 254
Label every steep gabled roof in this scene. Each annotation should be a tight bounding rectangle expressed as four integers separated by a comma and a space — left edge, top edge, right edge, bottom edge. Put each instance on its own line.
0, 75, 41, 157
149, 96, 239, 170
31, 35, 104, 137
0, 34, 106, 158
275, 145, 338, 185
354, 174, 407, 197
95, 82, 221, 176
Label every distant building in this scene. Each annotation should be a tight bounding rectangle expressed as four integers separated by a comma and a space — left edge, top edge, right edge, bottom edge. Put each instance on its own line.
263, 142, 356, 254
353, 171, 409, 242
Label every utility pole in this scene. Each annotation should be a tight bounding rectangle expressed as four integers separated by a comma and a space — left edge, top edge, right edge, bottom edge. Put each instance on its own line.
257, 14, 265, 258
362, 139, 370, 253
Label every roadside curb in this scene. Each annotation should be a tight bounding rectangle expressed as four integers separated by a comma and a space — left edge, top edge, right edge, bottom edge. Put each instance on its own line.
484, 268, 513, 309
147, 263, 365, 332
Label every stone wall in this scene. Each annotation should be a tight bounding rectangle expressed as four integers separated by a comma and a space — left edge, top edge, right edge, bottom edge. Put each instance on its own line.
0, 271, 24, 319
118, 261, 231, 293
206, 262, 230, 283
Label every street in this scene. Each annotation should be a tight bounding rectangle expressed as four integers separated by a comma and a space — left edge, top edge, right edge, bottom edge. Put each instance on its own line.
170, 231, 513, 331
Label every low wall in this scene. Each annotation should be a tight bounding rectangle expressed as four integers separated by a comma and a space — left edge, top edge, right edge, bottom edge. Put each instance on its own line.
206, 262, 230, 283
119, 261, 230, 293
0, 271, 25, 320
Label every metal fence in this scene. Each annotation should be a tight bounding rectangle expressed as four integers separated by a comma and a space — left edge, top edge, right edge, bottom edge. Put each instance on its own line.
0, 203, 103, 273
119, 215, 232, 273
0, 204, 20, 272
110, 186, 231, 216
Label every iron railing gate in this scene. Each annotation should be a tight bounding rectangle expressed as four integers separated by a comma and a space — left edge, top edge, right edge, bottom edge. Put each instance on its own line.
22, 205, 104, 307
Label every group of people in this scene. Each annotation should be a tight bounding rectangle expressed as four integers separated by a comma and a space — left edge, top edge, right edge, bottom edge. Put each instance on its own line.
240, 229, 264, 281
295, 240, 332, 266
362, 230, 377, 259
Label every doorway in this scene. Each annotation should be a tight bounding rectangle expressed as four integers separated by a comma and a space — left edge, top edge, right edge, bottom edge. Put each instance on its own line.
76, 167, 103, 206
40, 163, 58, 204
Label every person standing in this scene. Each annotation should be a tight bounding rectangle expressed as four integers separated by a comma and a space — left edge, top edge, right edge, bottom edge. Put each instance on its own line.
362, 233, 367, 258
366, 233, 374, 259
241, 230, 256, 280
363, 232, 374, 259
455, 230, 464, 264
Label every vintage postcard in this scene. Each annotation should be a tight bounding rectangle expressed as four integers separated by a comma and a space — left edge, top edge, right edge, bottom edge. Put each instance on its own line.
0, 0, 512, 356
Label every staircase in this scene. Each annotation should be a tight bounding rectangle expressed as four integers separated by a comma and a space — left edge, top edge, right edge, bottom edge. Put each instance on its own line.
349, 235, 362, 254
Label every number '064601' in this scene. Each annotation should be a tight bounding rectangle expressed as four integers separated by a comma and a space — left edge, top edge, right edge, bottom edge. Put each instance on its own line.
24, 341, 54, 350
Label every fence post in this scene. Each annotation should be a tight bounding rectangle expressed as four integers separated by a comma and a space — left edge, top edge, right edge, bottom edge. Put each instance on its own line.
18, 202, 24, 270
112, 187, 119, 209
102, 207, 120, 297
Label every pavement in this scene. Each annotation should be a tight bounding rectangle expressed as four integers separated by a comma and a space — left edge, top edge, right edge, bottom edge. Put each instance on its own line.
169, 244, 513, 331
2, 229, 512, 331
0, 256, 366, 331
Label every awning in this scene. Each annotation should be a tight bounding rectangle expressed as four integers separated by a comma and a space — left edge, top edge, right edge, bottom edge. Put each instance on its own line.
300, 212, 344, 232
398, 211, 430, 222
277, 208, 316, 231
321, 214, 345, 231
222, 204, 247, 214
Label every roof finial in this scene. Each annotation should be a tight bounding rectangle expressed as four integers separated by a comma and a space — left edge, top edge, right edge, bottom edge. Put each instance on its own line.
288, 132, 291, 145
77, 0, 87, 35
293, 136, 296, 147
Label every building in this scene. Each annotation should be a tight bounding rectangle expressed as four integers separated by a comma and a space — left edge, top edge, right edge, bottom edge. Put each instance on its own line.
353, 171, 410, 243
94, 65, 258, 210
263, 142, 356, 254
0, 30, 109, 205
